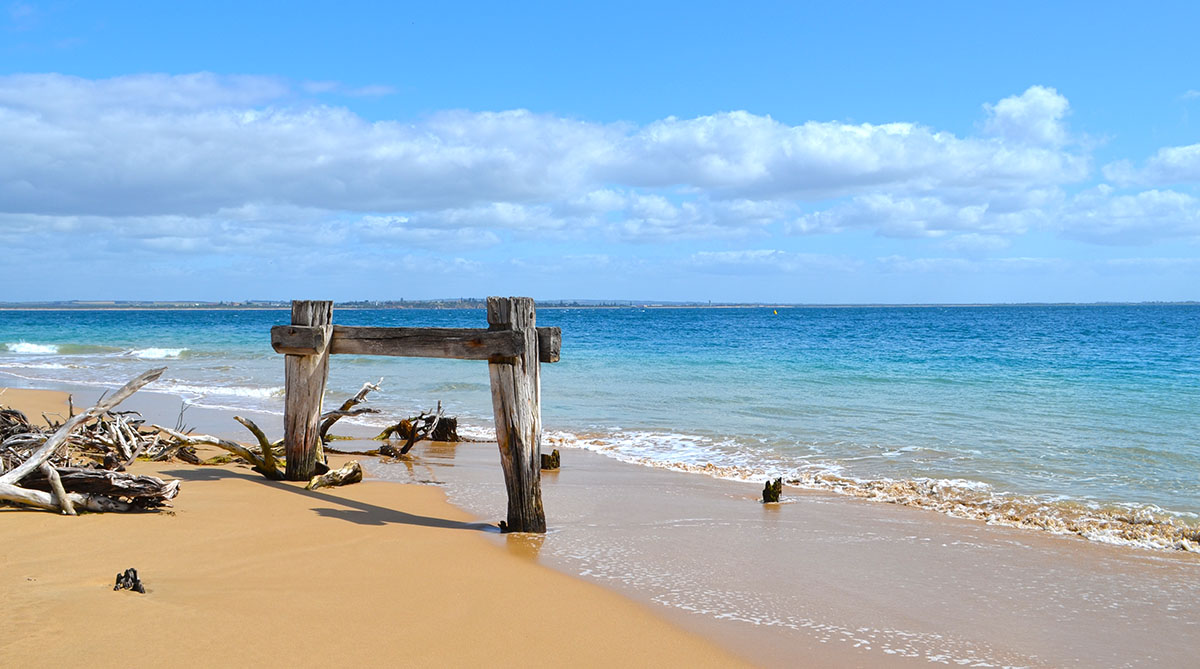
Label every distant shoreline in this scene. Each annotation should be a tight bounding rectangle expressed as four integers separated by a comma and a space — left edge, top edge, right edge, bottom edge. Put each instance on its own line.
1, 301, 1197, 312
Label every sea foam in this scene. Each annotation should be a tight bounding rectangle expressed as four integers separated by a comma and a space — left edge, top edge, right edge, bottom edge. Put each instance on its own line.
125, 347, 188, 359
4, 342, 59, 354
542, 429, 1200, 553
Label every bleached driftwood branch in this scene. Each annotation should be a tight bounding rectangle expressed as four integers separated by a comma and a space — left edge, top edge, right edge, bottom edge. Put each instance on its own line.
319, 379, 382, 441
0, 368, 181, 513
153, 424, 285, 481
306, 460, 363, 490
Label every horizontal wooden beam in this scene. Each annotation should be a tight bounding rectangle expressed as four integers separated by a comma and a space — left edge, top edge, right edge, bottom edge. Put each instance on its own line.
270, 325, 562, 363
331, 326, 521, 361
271, 324, 331, 356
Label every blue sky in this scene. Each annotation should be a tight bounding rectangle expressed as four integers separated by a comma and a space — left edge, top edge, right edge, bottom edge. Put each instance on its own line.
2, 1, 1199, 303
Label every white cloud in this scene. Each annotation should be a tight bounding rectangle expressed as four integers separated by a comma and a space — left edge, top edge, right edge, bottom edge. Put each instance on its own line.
0, 74, 1089, 228
789, 193, 1044, 239
1103, 256, 1200, 271
876, 255, 1065, 274
941, 233, 1012, 253
1104, 142, 1200, 186
2, 71, 1196, 287
982, 85, 1070, 146
1059, 186, 1200, 245
357, 215, 502, 248
344, 84, 396, 97
615, 107, 1086, 199
687, 250, 860, 274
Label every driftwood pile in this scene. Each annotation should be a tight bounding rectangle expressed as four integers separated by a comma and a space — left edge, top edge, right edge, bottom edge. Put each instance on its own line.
2, 371, 469, 510
317, 381, 464, 459
0, 368, 181, 514
157, 379, 464, 490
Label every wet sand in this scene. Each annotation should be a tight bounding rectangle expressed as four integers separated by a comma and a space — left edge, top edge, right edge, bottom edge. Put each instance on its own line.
1, 388, 746, 667
373, 440, 1200, 667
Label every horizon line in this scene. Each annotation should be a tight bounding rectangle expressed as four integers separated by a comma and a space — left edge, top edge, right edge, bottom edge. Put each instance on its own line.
2, 299, 1198, 309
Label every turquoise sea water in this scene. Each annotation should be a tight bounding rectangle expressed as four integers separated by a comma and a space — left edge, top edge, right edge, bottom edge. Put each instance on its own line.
2, 305, 1198, 547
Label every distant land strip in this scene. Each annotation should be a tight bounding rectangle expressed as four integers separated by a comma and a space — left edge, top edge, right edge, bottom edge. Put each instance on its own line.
1, 300, 1197, 311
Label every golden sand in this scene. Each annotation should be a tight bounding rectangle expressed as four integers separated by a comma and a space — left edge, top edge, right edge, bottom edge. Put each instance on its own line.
1, 388, 746, 667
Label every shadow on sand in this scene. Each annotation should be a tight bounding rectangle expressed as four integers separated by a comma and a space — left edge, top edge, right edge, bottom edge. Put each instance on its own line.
160, 466, 499, 533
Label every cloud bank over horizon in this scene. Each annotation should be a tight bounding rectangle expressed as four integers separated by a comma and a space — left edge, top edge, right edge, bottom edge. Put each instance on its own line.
1, 73, 1198, 302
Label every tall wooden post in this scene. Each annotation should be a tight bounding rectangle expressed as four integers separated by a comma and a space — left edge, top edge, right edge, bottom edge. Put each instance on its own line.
284, 300, 333, 481
486, 296, 546, 533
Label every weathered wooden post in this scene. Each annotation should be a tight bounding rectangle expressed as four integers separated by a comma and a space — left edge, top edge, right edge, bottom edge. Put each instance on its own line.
486, 296, 546, 533
282, 300, 333, 481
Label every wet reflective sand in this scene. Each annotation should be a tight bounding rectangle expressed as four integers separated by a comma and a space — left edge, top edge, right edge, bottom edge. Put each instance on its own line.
371, 439, 1200, 667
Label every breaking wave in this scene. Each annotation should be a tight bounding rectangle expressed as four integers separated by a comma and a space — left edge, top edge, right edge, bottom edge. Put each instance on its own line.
124, 347, 188, 359
3, 342, 194, 358
157, 381, 285, 400
5, 341, 58, 354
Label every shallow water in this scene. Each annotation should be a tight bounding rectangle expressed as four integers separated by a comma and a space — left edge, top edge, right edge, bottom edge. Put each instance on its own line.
371, 439, 1200, 668
2, 304, 1198, 549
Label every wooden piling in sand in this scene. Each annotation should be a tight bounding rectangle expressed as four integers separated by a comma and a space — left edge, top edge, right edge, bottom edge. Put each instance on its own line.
282, 300, 332, 481
272, 297, 560, 532
486, 297, 546, 533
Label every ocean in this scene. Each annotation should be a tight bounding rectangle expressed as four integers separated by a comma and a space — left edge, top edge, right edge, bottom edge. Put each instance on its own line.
2, 304, 1198, 550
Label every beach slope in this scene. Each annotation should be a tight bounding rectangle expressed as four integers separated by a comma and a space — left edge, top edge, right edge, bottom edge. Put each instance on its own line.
1, 388, 745, 668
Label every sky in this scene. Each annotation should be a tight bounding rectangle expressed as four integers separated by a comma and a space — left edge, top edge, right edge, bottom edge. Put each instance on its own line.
2, 1, 1199, 303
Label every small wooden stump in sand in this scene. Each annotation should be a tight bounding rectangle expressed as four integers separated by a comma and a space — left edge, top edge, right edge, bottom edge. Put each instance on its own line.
306, 460, 363, 491
763, 477, 783, 503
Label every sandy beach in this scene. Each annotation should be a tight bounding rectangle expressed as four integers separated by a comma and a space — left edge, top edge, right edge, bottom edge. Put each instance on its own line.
4, 383, 1200, 667
1, 387, 745, 667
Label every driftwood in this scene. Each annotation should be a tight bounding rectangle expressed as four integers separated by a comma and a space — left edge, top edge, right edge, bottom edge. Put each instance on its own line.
149, 380, 396, 481
152, 424, 286, 480
41, 462, 75, 515
3, 405, 158, 473
374, 402, 461, 449
0, 368, 182, 513
763, 477, 783, 503
319, 379, 382, 441
306, 460, 363, 490
21, 467, 181, 505
540, 449, 560, 470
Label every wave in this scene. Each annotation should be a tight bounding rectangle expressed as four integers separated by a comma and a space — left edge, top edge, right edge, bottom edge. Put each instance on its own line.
0, 361, 77, 370
3, 341, 178, 356
5, 341, 58, 354
157, 380, 285, 400
546, 429, 1200, 553
124, 347, 188, 359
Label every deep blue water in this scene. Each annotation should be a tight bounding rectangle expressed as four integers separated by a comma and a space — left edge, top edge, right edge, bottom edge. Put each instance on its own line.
2, 305, 1198, 525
